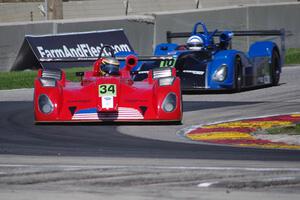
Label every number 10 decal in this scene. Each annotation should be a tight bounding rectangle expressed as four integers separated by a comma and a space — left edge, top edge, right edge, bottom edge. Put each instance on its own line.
160, 59, 176, 68
99, 84, 117, 97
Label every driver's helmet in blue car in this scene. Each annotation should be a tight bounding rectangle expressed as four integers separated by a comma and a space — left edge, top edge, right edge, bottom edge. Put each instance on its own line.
101, 57, 120, 76
187, 35, 204, 51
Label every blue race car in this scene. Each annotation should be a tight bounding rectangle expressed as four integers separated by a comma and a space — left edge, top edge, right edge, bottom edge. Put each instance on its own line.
134, 21, 285, 92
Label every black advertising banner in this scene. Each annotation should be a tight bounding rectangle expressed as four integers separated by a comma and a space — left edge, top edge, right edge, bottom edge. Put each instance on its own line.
12, 29, 134, 70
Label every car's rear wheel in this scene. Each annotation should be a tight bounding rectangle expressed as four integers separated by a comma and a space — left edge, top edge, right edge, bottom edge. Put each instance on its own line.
271, 50, 280, 86
234, 57, 242, 92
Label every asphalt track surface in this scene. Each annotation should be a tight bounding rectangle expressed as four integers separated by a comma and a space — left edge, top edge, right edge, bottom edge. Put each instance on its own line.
0, 66, 300, 161
1, 67, 300, 200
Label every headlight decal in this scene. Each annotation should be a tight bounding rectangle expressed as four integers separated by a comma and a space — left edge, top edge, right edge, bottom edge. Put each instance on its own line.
213, 64, 227, 82
162, 93, 177, 112
38, 94, 54, 114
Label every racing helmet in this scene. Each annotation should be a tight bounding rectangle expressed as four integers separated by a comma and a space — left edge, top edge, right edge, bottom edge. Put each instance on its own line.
187, 35, 204, 50
100, 57, 120, 76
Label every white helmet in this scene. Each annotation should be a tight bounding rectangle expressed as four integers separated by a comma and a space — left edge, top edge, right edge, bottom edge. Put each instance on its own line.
187, 35, 204, 50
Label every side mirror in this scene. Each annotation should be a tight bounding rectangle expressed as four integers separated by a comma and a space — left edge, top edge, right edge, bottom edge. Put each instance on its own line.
75, 71, 84, 81
220, 31, 234, 42
75, 72, 84, 77
219, 31, 234, 50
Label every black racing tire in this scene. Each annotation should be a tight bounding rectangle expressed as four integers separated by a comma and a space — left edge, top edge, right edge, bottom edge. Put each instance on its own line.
271, 50, 280, 86
234, 57, 243, 92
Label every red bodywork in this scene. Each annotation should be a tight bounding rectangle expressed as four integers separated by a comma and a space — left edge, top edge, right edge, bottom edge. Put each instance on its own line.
34, 55, 182, 123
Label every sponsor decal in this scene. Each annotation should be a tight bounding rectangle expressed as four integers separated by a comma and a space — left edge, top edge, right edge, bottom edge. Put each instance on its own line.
257, 77, 264, 84
12, 29, 133, 70
183, 70, 205, 75
264, 75, 271, 84
99, 84, 116, 109
160, 58, 176, 68
137, 71, 148, 74
102, 96, 114, 109
36, 43, 131, 58
184, 114, 300, 150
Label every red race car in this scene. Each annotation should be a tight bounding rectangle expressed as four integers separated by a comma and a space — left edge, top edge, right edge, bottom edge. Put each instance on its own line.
34, 46, 182, 123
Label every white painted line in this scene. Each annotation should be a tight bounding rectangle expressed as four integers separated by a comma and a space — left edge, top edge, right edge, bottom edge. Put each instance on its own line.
196, 177, 297, 188
197, 182, 218, 187
0, 164, 28, 167
153, 166, 300, 172
262, 177, 296, 181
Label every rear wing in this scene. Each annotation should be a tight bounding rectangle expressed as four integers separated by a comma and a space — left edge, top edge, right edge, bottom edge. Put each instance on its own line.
166, 29, 286, 56
166, 30, 286, 42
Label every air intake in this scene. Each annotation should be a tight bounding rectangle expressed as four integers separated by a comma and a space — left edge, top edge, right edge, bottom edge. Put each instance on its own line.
152, 68, 172, 79
42, 69, 62, 80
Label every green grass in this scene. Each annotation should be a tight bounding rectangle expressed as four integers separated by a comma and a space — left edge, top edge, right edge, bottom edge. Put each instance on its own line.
0, 67, 89, 90
285, 48, 300, 65
266, 124, 300, 135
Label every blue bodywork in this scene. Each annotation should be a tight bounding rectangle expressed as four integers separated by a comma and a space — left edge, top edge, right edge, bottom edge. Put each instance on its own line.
146, 21, 283, 91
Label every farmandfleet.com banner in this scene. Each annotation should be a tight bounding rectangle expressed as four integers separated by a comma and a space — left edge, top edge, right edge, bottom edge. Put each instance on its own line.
12, 29, 134, 70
